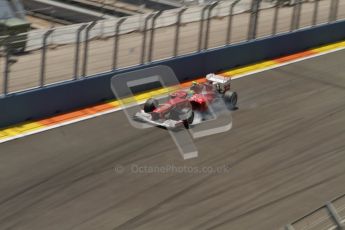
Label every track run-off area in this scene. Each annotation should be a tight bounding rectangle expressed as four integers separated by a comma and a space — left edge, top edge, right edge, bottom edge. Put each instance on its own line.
1, 43, 345, 229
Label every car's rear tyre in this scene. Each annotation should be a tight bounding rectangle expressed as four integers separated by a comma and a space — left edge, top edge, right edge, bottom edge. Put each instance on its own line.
224, 91, 237, 108
144, 98, 158, 113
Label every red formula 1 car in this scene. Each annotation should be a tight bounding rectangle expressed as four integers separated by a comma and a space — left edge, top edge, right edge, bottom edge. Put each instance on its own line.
133, 73, 238, 129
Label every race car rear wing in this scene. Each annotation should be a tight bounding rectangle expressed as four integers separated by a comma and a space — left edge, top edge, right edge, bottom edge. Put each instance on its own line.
206, 73, 231, 84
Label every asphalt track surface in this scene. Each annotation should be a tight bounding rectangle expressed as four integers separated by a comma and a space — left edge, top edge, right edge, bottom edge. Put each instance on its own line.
1, 50, 345, 230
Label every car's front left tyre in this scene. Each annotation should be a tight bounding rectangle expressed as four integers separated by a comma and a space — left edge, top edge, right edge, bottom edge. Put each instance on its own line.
144, 98, 158, 113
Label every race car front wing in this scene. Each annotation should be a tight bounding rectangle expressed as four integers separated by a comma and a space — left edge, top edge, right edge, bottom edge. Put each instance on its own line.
133, 110, 184, 129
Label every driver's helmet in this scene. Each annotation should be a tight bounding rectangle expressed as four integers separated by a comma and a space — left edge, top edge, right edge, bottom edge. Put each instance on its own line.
187, 89, 195, 97
192, 81, 198, 86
